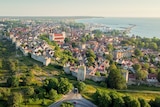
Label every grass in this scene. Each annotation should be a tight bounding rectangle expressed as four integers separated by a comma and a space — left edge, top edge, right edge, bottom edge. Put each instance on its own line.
80, 80, 160, 103
119, 91, 160, 101
127, 85, 160, 91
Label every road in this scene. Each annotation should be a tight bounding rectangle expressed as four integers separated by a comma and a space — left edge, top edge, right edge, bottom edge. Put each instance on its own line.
48, 91, 97, 107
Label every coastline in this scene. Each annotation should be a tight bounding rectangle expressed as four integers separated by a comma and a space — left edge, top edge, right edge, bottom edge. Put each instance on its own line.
75, 17, 160, 38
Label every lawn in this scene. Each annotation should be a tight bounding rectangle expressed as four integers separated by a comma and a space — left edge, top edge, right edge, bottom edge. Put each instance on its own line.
127, 85, 160, 91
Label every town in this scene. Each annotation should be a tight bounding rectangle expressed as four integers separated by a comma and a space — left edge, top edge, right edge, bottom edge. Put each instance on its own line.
0, 17, 160, 107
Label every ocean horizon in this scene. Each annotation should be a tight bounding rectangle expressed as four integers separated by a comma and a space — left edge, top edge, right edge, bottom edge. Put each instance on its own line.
76, 17, 160, 38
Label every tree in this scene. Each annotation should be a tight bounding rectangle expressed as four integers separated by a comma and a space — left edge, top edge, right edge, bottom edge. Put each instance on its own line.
8, 92, 23, 107
72, 42, 77, 48
86, 49, 96, 59
134, 49, 143, 57
8, 61, 17, 73
60, 102, 74, 107
149, 42, 158, 50
157, 72, 160, 82
44, 78, 59, 92
0, 88, 10, 100
95, 72, 101, 77
7, 76, 19, 87
138, 98, 150, 107
58, 78, 72, 94
64, 38, 70, 43
123, 96, 140, 107
136, 70, 148, 80
0, 59, 2, 69
109, 92, 125, 107
94, 90, 112, 107
49, 89, 58, 100
107, 69, 127, 89
143, 63, 149, 70
81, 37, 86, 43
108, 63, 117, 71
148, 68, 156, 74
87, 57, 95, 64
107, 44, 114, 52
132, 64, 142, 71
24, 87, 34, 96
149, 97, 160, 107
105, 54, 113, 61
75, 81, 86, 93
22, 76, 32, 86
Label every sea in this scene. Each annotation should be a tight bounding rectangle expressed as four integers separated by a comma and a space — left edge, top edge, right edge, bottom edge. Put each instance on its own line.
76, 17, 160, 38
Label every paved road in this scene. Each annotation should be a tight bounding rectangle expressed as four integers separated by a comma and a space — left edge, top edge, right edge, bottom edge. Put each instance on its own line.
48, 91, 97, 107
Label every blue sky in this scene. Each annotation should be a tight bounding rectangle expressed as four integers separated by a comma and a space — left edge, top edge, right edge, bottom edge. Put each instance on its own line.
0, 0, 160, 17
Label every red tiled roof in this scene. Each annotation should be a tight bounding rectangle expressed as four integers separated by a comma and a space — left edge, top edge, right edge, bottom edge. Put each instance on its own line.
148, 73, 157, 79
54, 34, 63, 37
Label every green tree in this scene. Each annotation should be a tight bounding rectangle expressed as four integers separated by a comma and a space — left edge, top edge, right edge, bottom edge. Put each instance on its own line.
87, 57, 95, 64
123, 96, 140, 107
138, 98, 150, 107
60, 102, 74, 107
109, 92, 125, 107
105, 54, 113, 61
149, 42, 158, 50
0, 59, 2, 69
148, 68, 156, 74
49, 89, 58, 101
86, 49, 96, 59
132, 64, 142, 71
64, 38, 70, 43
24, 87, 34, 96
134, 49, 143, 57
71, 42, 77, 48
0, 88, 10, 100
44, 78, 59, 92
136, 70, 148, 80
143, 63, 150, 70
58, 78, 72, 94
107, 69, 127, 89
94, 90, 112, 107
7, 76, 19, 87
107, 44, 114, 52
149, 97, 160, 107
75, 81, 86, 93
81, 37, 86, 43
108, 63, 117, 71
22, 76, 32, 86
95, 72, 101, 77
8, 92, 23, 107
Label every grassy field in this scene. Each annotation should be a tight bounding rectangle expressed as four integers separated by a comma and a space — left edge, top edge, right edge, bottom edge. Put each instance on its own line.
81, 81, 160, 102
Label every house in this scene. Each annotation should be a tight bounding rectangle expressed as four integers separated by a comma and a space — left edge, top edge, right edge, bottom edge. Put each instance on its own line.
147, 73, 158, 83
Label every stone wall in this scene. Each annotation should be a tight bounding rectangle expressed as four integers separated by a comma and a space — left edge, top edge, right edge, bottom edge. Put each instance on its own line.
31, 53, 51, 66
86, 75, 106, 82
19, 47, 28, 56
63, 66, 70, 74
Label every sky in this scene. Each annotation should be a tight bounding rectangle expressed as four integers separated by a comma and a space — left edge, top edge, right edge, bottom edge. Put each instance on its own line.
0, 0, 160, 17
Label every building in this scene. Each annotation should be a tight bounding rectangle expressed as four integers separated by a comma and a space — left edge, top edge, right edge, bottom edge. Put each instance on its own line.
49, 32, 66, 44
147, 73, 158, 83
77, 65, 86, 81
114, 46, 134, 59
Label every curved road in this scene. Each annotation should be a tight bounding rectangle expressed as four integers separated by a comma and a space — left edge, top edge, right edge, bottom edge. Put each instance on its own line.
48, 91, 97, 107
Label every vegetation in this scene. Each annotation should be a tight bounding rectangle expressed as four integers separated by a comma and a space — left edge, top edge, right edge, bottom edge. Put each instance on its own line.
107, 68, 127, 89
60, 101, 74, 107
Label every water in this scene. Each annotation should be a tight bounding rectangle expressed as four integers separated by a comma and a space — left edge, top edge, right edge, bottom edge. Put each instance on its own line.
76, 17, 160, 38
